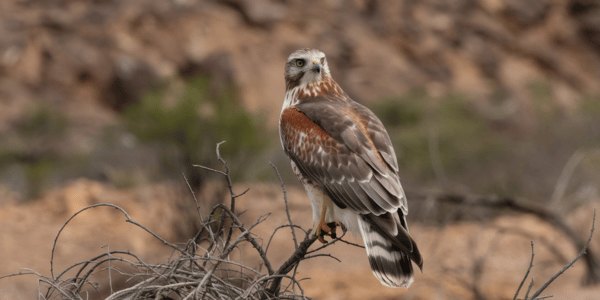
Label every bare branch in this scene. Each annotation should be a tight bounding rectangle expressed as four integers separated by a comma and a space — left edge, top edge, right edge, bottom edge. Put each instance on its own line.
264, 232, 319, 298
514, 241, 535, 300
530, 210, 596, 299
417, 191, 600, 284
192, 164, 227, 176
270, 162, 298, 249
524, 277, 534, 300
50, 202, 184, 280
550, 150, 585, 205
495, 225, 569, 264
4, 144, 369, 300
182, 172, 202, 218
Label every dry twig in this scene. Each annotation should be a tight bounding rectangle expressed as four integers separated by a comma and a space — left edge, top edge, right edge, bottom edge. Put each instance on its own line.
1, 143, 353, 299
416, 191, 600, 285
513, 210, 596, 300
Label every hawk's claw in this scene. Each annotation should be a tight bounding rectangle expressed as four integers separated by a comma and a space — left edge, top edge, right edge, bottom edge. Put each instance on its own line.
340, 222, 347, 235
327, 222, 337, 239
315, 222, 343, 243
317, 231, 328, 243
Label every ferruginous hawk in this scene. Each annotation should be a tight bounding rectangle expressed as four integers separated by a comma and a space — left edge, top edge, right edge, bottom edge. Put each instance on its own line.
279, 48, 423, 288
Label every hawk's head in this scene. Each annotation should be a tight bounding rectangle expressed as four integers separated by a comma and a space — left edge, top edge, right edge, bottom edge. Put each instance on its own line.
285, 48, 331, 90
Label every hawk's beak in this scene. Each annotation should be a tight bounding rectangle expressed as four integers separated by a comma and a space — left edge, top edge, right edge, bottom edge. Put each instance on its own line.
311, 61, 322, 74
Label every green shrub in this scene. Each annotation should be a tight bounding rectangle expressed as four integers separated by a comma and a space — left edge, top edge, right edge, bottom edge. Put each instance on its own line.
16, 104, 68, 139
0, 104, 70, 198
373, 85, 600, 204
124, 76, 266, 187
373, 91, 505, 185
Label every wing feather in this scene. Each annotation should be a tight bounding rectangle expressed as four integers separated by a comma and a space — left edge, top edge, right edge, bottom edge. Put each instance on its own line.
280, 96, 406, 216
358, 180, 394, 212
353, 102, 401, 173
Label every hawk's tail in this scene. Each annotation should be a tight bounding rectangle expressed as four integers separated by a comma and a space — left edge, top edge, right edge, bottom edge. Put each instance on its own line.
357, 213, 423, 288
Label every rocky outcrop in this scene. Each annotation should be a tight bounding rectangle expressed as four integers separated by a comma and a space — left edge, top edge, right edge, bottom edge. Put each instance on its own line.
0, 179, 201, 299
1, 0, 599, 130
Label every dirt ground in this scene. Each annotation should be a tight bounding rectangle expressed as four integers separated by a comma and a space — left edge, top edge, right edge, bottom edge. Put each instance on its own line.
238, 184, 600, 300
0, 180, 598, 299
0, 180, 198, 299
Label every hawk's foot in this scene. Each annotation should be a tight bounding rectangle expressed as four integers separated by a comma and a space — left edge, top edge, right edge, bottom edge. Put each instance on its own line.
315, 221, 342, 243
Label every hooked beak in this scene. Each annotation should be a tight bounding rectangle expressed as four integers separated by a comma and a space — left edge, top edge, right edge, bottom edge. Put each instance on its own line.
311, 61, 322, 74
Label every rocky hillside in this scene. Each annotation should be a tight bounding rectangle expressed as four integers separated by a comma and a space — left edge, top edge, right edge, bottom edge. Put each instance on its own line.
2, 0, 600, 129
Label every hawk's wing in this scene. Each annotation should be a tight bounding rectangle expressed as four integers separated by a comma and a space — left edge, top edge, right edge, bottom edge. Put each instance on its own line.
280, 97, 407, 216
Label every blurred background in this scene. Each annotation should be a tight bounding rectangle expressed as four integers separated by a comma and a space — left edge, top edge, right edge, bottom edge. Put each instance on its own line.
1, 0, 599, 299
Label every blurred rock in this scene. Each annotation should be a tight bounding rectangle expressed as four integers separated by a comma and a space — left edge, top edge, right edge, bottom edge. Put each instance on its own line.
234, 182, 600, 300
0, 179, 201, 299
222, 0, 288, 27
0, 0, 599, 129
570, 0, 600, 53
503, 0, 550, 27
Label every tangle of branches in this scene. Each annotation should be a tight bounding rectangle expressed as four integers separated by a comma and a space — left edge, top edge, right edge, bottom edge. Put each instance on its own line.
0, 143, 595, 299
0, 142, 362, 300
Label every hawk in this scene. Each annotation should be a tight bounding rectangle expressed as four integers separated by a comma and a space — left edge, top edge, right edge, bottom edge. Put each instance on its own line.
279, 48, 423, 288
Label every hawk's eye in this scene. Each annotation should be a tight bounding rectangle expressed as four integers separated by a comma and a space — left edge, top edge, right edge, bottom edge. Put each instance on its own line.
295, 59, 305, 67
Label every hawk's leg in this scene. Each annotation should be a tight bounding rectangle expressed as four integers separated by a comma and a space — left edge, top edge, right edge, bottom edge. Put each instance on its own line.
315, 199, 338, 243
